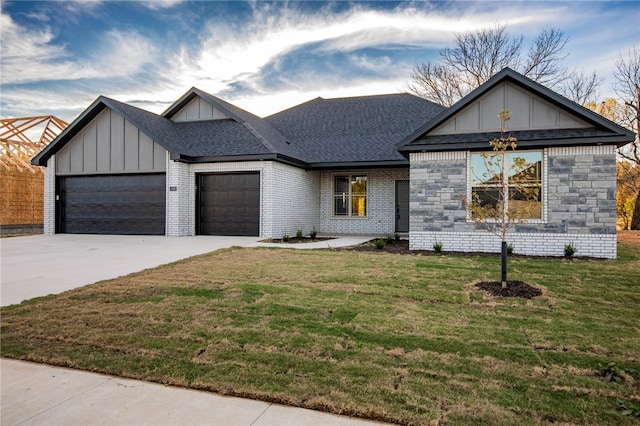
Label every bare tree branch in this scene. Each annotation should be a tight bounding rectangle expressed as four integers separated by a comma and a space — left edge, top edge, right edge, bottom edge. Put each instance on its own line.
522, 28, 568, 87
561, 69, 602, 105
408, 25, 599, 106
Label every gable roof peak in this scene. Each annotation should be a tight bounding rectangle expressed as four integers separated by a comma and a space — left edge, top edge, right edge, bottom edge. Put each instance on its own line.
398, 66, 636, 153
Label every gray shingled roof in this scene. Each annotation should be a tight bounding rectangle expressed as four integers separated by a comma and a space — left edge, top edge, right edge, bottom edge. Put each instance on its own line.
37, 69, 629, 169
164, 88, 306, 162
172, 119, 273, 157
414, 128, 622, 151
266, 94, 445, 165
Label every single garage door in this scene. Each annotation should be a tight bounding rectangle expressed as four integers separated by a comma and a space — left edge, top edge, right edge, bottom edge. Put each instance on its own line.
57, 174, 166, 235
198, 173, 260, 236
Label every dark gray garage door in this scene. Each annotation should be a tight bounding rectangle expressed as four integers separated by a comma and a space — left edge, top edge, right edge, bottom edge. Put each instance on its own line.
57, 174, 166, 235
198, 173, 260, 236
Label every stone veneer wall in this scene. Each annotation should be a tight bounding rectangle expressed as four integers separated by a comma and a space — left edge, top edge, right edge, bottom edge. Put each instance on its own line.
409, 145, 617, 259
319, 168, 409, 235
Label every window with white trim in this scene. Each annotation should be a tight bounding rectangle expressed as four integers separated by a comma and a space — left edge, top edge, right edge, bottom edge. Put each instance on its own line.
334, 175, 367, 217
470, 150, 543, 220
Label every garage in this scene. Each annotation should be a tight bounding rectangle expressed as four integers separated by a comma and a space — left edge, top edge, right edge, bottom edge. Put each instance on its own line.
197, 173, 260, 236
57, 174, 166, 235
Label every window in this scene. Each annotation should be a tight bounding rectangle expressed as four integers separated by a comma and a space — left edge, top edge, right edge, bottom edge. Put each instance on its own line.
470, 151, 542, 220
334, 175, 367, 217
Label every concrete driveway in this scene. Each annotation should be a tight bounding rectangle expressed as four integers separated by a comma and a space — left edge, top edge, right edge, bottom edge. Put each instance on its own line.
0, 234, 260, 306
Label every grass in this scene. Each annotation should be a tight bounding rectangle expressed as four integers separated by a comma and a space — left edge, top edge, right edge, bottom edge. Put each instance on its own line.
2, 242, 640, 425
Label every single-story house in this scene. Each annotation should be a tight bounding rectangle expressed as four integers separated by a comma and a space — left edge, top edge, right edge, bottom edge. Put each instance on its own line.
33, 68, 635, 258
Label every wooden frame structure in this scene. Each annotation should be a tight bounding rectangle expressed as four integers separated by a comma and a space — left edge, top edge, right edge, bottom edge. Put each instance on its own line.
1, 115, 68, 173
1, 116, 68, 234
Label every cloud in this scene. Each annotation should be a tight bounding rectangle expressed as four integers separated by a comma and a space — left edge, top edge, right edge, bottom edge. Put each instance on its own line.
1, 1, 637, 121
138, 0, 186, 10
0, 11, 159, 85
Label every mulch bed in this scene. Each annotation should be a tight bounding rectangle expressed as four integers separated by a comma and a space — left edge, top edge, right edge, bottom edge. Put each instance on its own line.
261, 237, 334, 244
475, 281, 542, 299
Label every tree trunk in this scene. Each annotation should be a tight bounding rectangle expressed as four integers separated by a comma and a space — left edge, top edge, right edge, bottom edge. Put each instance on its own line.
631, 191, 640, 230
501, 241, 508, 288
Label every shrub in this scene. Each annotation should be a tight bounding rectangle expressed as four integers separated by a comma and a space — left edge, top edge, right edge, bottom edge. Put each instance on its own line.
506, 243, 514, 255
564, 243, 576, 259
375, 239, 386, 250
295, 230, 303, 239
433, 241, 443, 253
282, 234, 290, 242
385, 235, 395, 244
310, 228, 317, 240
394, 233, 400, 241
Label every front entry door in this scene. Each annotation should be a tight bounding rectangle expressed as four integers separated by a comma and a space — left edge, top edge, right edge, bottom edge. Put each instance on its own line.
395, 180, 409, 233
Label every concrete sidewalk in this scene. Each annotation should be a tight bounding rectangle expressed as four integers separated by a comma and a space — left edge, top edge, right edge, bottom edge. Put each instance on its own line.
0, 359, 385, 426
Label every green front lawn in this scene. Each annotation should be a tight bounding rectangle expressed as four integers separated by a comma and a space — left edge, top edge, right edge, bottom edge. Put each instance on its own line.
2, 243, 639, 425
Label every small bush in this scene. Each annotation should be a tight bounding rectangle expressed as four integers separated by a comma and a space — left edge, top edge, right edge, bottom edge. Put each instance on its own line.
375, 239, 386, 250
433, 241, 443, 253
600, 362, 625, 383
564, 243, 576, 259
310, 228, 317, 240
506, 244, 514, 255
394, 233, 400, 242
385, 235, 395, 244
282, 234, 290, 242
295, 230, 303, 239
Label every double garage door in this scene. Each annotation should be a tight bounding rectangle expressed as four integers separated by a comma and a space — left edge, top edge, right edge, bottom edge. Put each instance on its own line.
57, 174, 166, 235
57, 172, 260, 236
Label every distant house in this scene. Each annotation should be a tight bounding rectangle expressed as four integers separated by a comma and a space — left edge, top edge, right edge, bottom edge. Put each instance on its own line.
33, 68, 635, 258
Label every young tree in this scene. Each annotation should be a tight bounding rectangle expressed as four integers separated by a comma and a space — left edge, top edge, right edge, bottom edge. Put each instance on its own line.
407, 25, 600, 106
464, 110, 541, 288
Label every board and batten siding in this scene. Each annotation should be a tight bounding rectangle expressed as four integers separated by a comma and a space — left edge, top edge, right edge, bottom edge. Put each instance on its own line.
170, 97, 229, 122
55, 108, 166, 175
430, 82, 591, 135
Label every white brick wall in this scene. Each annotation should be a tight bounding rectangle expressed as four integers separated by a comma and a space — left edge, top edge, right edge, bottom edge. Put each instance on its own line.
43, 155, 56, 235
319, 168, 408, 235
263, 162, 320, 238
165, 159, 320, 238
410, 231, 616, 259
166, 153, 191, 236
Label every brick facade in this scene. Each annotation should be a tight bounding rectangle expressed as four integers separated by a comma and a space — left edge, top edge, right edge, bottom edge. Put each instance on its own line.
165, 159, 320, 238
43, 155, 56, 235
319, 168, 408, 235
409, 145, 618, 258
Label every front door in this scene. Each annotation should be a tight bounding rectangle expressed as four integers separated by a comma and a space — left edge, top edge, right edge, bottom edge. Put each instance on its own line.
395, 180, 409, 233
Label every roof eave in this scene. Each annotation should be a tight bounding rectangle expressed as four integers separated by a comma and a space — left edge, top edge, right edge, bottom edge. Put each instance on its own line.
307, 160, 409, 170
171, 153, 308, 169
399, 135, 634, 154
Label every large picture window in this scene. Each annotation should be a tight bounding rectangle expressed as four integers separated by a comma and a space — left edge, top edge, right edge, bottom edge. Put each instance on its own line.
334, 175, 367, 217
470, 151, 543, 220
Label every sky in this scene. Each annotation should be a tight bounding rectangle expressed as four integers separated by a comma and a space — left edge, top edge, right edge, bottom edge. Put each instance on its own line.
1, 0, 639, 124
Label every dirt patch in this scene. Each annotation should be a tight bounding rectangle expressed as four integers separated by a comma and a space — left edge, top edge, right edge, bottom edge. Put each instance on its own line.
475, 281, 543, 299
617, 231, 640, 243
